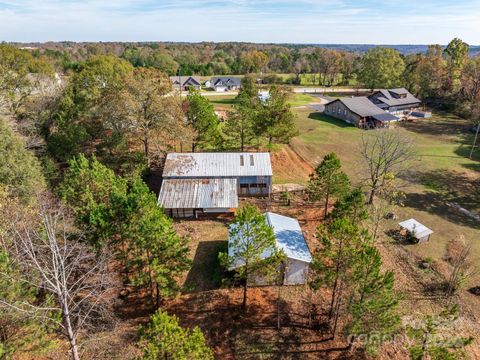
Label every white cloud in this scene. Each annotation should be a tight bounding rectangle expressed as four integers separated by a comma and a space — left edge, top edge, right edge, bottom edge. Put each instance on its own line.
0, 0, 479, 44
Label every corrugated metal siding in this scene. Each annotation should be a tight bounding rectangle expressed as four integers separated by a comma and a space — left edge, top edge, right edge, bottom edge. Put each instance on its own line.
163, 152, 273, 178
158, 178, 238, 209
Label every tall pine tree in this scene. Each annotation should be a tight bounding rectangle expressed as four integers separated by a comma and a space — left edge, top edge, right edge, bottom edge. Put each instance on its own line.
307, 152, 350, 219
222, 205, 278, 309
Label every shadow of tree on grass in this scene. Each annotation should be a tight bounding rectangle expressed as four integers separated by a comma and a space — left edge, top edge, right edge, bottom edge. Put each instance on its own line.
402, 169, 480, 229
307, 112, 354, 128
183, 240, 227, 293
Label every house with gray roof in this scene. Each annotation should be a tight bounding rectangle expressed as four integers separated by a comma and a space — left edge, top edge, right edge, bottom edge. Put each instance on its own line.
228, 212, 312, 285
209, 76, 241, 92
158, 152, 272, 217
323, 97, 398, 129
368, 88, 421, 115
170, 76, 201, 91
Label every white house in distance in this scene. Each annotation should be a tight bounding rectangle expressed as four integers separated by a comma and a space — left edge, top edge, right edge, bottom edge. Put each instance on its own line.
170, 76, 201, 91
228, 212, 312, 285
208, 76, 241, 92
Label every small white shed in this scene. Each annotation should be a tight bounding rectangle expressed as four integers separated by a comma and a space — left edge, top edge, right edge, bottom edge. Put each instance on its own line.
228, 212, 312, 285
398, 218, 433, 243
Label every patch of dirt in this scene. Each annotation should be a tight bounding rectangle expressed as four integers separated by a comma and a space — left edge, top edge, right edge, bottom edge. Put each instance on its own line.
165, 287, 369, 360
270, 145, 313, 184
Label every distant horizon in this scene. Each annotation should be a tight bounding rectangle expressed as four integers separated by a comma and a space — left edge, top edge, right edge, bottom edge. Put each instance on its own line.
2, 1, 480, 44
9, 41, 480, 46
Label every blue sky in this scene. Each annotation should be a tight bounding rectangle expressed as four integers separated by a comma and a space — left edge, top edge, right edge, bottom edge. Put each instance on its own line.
1, 0, 479, 44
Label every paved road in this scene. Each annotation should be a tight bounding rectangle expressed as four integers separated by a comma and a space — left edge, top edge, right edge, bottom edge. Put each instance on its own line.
193, 87, 372, 97
292, 87, 371, 94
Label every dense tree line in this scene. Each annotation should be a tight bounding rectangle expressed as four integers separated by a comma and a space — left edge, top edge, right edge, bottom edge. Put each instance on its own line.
0, 44, 212, 358
1, 36, 478, 358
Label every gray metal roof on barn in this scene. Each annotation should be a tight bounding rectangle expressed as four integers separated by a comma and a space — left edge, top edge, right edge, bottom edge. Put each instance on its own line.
163, 152, 273, 178
370, 89, 421, 107
372, 112, 399, 122
327, 97, 387, 117
158, 178, 238, 209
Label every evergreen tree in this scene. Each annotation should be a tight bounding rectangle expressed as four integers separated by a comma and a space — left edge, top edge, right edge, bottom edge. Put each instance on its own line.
47, 55, 134, 161
330, 187, 368, 225
346, 245, 400, 355
223, 103, 256, 151
138, 310, 213, 360
0, 248, 56, 358
222, 205, 278, 309
125, 178, 191, 307
257, 86, 298, 146
185, 88, 221, 151
58, 154, 127, 247
236, 75, 259, 105
224, 75, 260, 150
444, 38, 469, 90
0, 118, 45, 203
60, 157, 190, 305
310, 218, 367, 338
307, 152, 350, 219
407, 305, 473, 360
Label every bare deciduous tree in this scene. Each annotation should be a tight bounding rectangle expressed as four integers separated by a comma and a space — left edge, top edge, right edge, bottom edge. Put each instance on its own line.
0, 196, 114, 360
445, 235, 474, 296
360, 130, 416, 204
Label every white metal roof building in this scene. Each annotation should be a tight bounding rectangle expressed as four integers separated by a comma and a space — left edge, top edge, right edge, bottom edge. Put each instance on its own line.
163, 152, 273, 178
399, 218, 433, 243
228, 212, 312, 285
266, 212, 312, 264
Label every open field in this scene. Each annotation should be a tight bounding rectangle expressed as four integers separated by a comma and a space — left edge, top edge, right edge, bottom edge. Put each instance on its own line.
162, 191, 480, 359
208, 94, 236, 109
208, 92, 321, 111
290, 107, 480, 278
288, 93, 322, 107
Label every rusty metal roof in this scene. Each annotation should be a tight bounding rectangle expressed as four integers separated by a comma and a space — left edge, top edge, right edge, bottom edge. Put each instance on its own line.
157, 178, 238, 209
163, 152, 272, 178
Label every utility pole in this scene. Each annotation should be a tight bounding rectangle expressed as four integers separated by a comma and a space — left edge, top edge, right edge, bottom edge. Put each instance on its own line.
470, 120, 480, 159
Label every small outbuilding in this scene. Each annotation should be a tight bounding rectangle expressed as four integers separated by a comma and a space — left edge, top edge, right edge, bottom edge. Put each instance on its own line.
398, 218, 433, 243
228, 212, 312, 285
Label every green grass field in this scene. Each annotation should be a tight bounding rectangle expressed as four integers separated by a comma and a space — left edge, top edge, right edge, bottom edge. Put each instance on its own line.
288, 93, 321, 107
207, 95, 236, 109
208, 92, 320, 109
290, 107, 480, 277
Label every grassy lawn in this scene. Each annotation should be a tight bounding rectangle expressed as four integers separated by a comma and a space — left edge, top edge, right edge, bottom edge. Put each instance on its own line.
275, 73, 357, 86
290, 107, 480, 282
288, 93, 321, 107
208, 94, 237, 109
